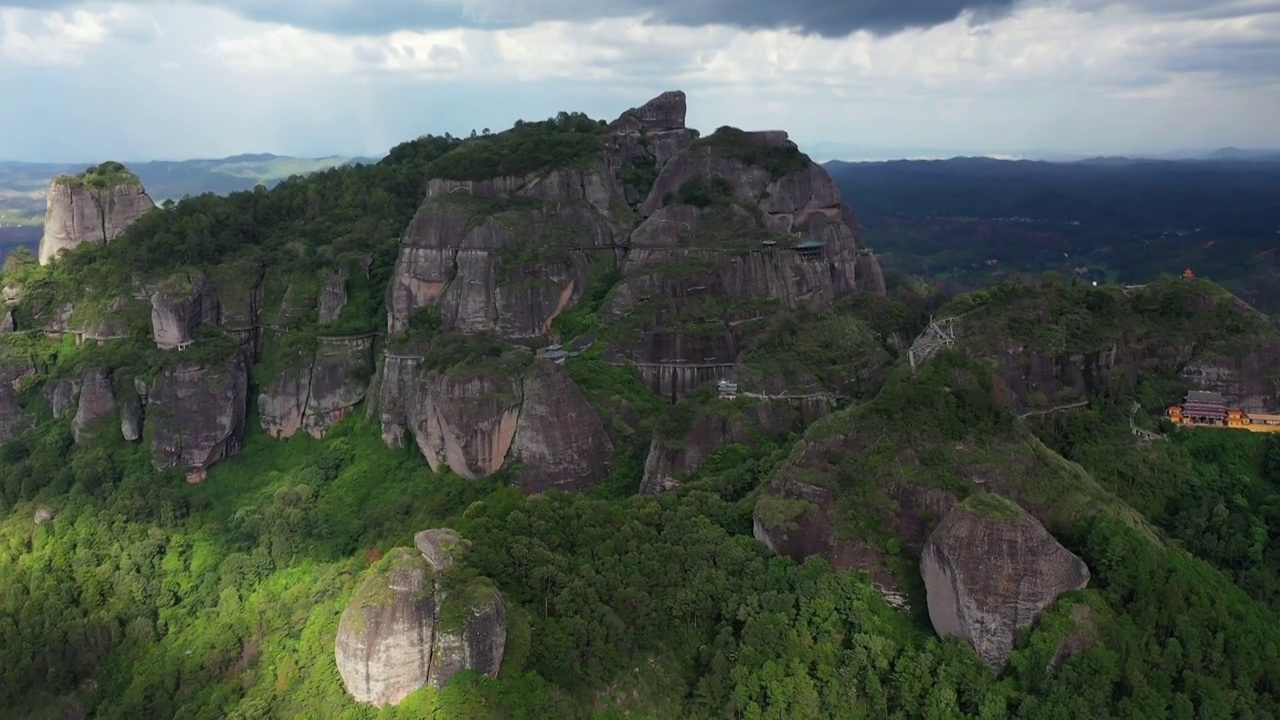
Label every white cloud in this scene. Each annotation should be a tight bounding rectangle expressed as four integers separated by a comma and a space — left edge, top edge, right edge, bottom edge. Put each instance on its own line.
1, 6, 112, 64
1, 0, 1278, 160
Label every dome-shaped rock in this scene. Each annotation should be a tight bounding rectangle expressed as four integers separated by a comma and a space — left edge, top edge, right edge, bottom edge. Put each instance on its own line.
335, 535, 507, 707
921, 493, 1089, 669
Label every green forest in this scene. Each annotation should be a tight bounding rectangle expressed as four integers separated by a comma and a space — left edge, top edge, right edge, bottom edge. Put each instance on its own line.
2, 106, 1280, 720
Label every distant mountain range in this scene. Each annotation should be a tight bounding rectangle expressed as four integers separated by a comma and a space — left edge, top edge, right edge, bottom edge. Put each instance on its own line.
0, 153, 370, 226
803, 142, 1280, 164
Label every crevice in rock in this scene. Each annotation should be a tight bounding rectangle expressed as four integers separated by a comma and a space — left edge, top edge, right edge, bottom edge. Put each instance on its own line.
424, 573, 442, 688
299, 352, 317, 431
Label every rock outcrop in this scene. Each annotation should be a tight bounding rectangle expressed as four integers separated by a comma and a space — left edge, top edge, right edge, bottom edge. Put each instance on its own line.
0, 358, 36, 442
377, 349, 615, 492
921, 494, 1090, 669
318, 270, 349, 325
151, 271, 221, 350
260, 336, 374, 439
38, 164, 155, 265
44, 377, 80, 419
335, 532, 506, 707
641, 397, 831, 494
511, 359, 615, 493
147, 355, 249, 481
385, 192, 620, 340
72, 367, 116, 444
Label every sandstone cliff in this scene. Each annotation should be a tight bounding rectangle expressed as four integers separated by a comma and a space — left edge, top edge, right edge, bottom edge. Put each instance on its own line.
335, 531, 505, 707
260, 335, 374, 439
150, 271, 222, 350
0, 357, 35, 442
38, 163, 155, 265
147, 355, 249, 482
641, 396, 831, 494
921, 494, 1090, 668
378, 347, 614, 492
950, 279, 1280, 413
71, 367, 117, 444
383, 90, 886, 406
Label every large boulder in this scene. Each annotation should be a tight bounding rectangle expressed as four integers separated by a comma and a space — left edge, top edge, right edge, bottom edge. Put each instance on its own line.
38, 164, 155, 265
334, 548, 439, 707
921, 494, 1090, 669
335, 534, 506, 707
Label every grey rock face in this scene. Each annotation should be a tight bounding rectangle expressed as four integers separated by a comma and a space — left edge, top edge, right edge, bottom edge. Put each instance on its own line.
44, 377, 80, 419
0, 309, 14, 334
148, 354, 249, 481
921, 494, 1090, 669
0, 358, 34, 442
72, 368, 116, 444
318, 271, 349, 325
38, 177, 155, 265
377, 355, 615, 492
642, 397, 831, 494
511, 359, 615, 493
150, 271, 221, 350
120, 390, 143, 442
413, 371, 524, 479
335, 548, 437, 707
259, 336, 374, 439
34, 506, 55, 525
385, 196, 618, 339
414, 529, 465, 574
335, 535, 507, 707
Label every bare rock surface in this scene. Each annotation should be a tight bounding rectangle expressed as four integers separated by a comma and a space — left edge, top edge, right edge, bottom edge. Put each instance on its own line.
921, 494, 1090, 668
260, 337, 374, 439
150, 271, 221, 350
72, 367, 116, 444
335, 533, 506, 707
148, 354, 249, 481
38, 170, 155, 265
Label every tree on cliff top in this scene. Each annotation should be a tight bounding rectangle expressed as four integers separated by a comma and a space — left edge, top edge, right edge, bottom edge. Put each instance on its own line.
53, 161, 141, 190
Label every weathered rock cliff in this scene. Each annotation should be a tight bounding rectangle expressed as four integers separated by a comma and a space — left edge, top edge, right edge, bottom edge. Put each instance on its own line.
71, 367, 117, 444
260, 336, 374, 439
377, 347, 614, 492
921, 494, 1090, 669
147, 355, 248, 481
0, 358, 35, 442
151, 271, 221, 350
641, 397, 831, 494
335, 532, 506, 707
38, 164, 154, 265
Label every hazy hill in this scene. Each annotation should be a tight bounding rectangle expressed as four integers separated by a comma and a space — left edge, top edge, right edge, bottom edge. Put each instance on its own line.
825, 156, 1280, 314
0, 153, 366, 225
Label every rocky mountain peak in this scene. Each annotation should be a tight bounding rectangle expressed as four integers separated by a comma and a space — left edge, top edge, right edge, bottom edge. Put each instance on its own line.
609, 89, 688, 133
38, 161, 155, 265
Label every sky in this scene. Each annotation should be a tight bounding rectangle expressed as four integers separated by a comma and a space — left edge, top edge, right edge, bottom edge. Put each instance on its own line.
0, 0, 1278, 162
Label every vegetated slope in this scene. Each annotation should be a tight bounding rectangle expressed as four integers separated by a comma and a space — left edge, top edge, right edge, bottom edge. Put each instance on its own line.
0, 92, 1277, 720
825, 157, 1280, 316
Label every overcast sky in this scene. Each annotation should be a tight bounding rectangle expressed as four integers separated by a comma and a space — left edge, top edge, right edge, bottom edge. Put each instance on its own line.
1, 0, 1278, 162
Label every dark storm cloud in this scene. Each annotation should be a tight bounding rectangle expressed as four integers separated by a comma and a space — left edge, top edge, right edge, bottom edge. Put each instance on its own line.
4, 0, 1024, 37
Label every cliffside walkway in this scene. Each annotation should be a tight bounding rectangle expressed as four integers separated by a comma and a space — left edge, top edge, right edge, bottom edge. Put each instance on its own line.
1130, 402, 1166, 441
1015, 400, 1089, 421
739, 391, 844, 403
907, 316, 959, 371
